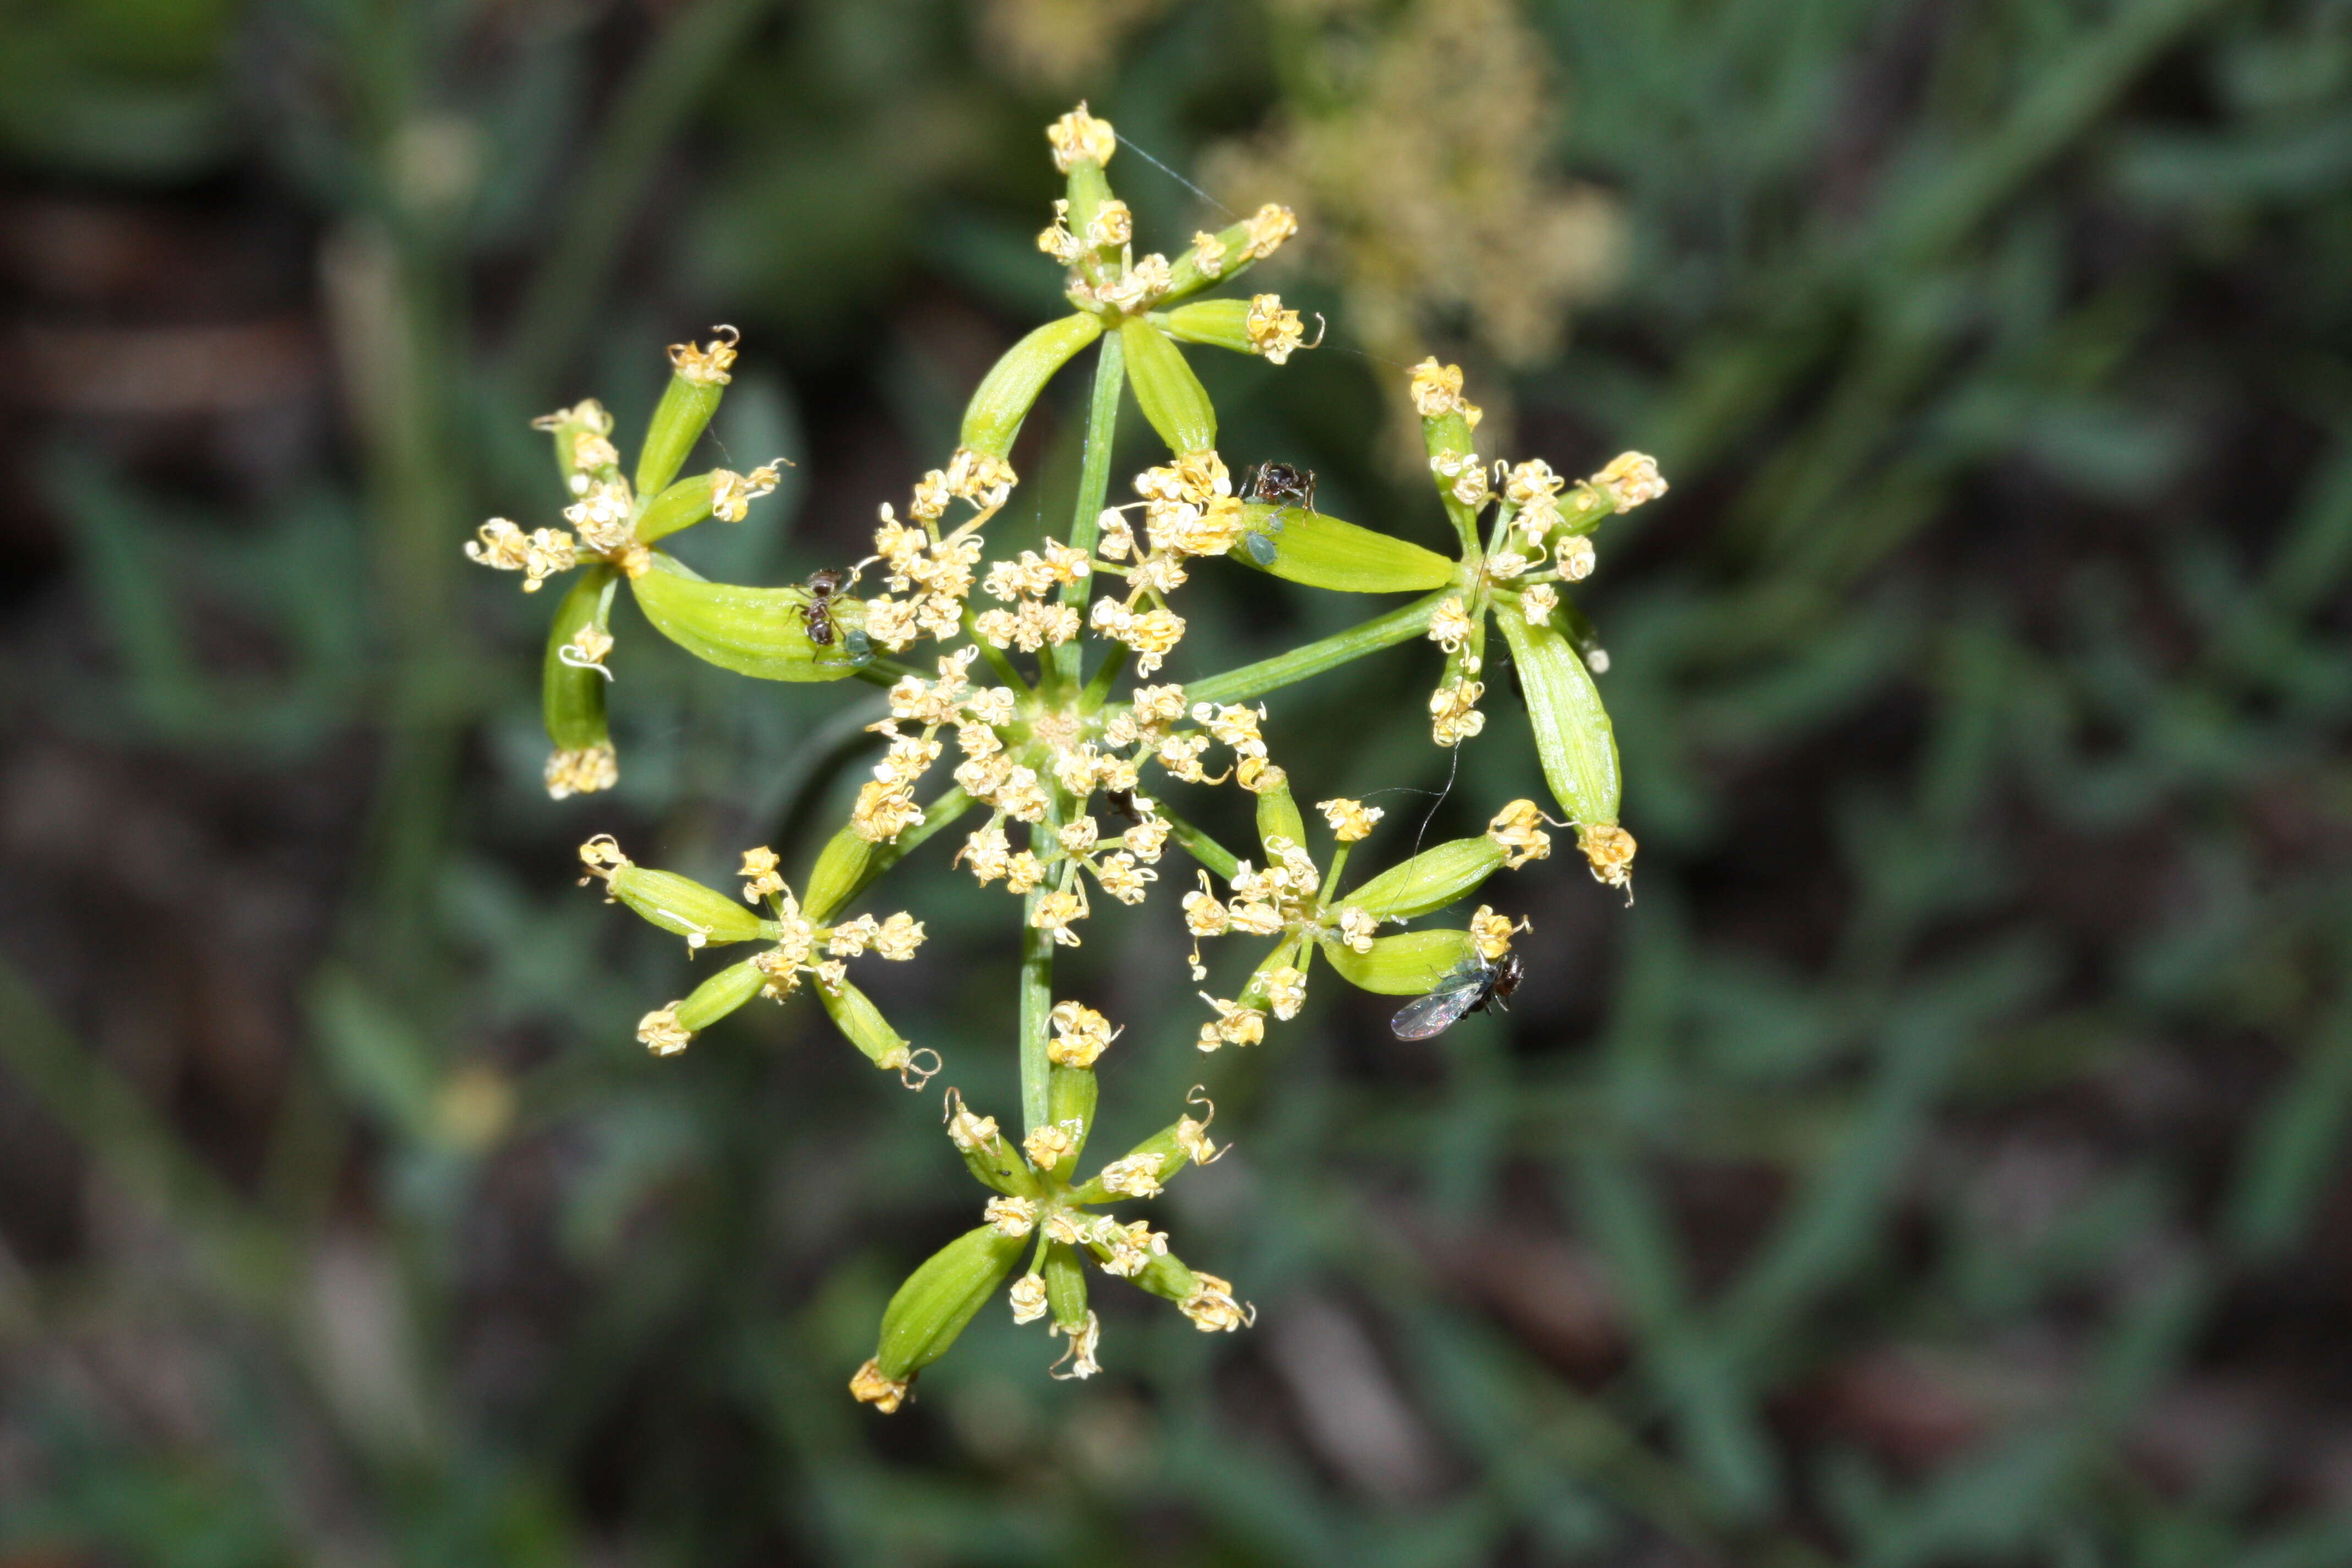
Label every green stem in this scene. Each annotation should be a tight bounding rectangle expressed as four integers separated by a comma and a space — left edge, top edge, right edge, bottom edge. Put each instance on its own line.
1185, 589, 1452, 705
1080, 639, 1130, 711
1319, 843, 1353, 913
1055, 330, 1126, 692
1157, 805, 1242, 881
1484, 498, 1519, 557
1019, 888, 1054, 1136
1441, 492, 1483, 559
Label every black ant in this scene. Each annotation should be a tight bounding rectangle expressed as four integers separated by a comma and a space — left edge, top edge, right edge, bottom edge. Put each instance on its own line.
800, 567, 848, 646
1239, 462, 1317, 565
1243, 461, 1316, 513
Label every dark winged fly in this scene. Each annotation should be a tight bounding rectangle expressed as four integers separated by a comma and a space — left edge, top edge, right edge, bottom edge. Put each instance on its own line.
800, 567, 849, 646
1389, 950, 1523, 1040
1240, 461, 1317, 565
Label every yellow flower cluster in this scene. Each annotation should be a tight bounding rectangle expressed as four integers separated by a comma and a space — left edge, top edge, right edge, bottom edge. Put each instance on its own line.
668, 325, 738, 386
1402, 359, 1667, 748
531, 102, 1657, 1415
465, 332, 774, 601
1082, 449, 1251, 674
1047, 1000, 1117, 1067
1486, 799, 1554, 869
464, 518, 576, 591
584, 831, 925, 1062
709, 461, 788, 522
1245, 293, 1309, 363
544, 743, 617, 799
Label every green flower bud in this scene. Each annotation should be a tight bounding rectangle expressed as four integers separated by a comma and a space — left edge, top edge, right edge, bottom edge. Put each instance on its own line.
1119, 317, 1216, 456
634, 472, 715, 544
1344, 836, 1507, 920
1068, 1101, 1217, 1204
1254, 772, 1308, 860
1045, 1063, 1098, 1170
870, 1224, 1028, 1382
1554, 483, 1616, 539
816, 977, 934, 1084
1135, 1249, 1252, 1331
1228, 502, 1456, 593
1423, 407, 1476, 465
1318, 928, 1479, 995
1043, 1240, 1090, 1331
629, 552, 867, 683
964, 1150, 1035, 1197
1161, 202, 1299, 303
1133, 1249, 1197, 1305
607, 864, 769, 948
944, 1091, 1038, 1197
533, 399, 619, 486
960, 312, 1105, 460
1063, 160, 1115, 252
1492, 601, 1621, 828
802, 824, 875, 925
1153, 299, 1250, 354
673, 955, 767, 1033
636, 329, 737, 497
542, 567, 618, 799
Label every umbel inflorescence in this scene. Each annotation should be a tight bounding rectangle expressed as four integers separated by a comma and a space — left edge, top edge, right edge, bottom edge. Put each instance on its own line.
469, 104, 1664, 1411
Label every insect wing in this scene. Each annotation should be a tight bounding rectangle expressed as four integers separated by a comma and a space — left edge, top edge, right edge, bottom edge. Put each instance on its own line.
1390, 978, 1483, 1040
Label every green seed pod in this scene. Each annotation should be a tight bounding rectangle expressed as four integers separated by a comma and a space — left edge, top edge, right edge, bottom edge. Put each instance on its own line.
1318, 928, 1479, 995
816, 977, 917, 1075
804, 789, 974, 924
1064, 160, 1114, 252
1046, 1063, 1098, 1170
802, 824, 875, 925
1423, 408, 1476, 464
1162, 215, 1270, 302
607, 865, 769, 948
673, 955, 767, 1033
1493, 602, 1621, 827
1133, 1248, 1200, 1305
1228, 503, 1456, 594
1554, 484, 1616, 539
629, 553, 866, 682
1069, 1122, 1191, 1204
946, 1096, 1037, 1197
1153, 299, 1251, 355
872, 1224, 1029, 1381
1119, 317, 1216, 456
542, 565, 617, 754
634, 472, 716, 545
1043, 1241, 1090, 1331
1255, 772, 1308, 859
1344, 837, 1507, 920
636, 358, 727, 498
541, 399, 619, 485
960, 312, 1105, 460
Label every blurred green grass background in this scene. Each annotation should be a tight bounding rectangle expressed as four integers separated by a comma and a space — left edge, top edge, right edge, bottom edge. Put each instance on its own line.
6, 0, 2352, 1564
